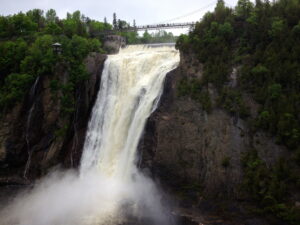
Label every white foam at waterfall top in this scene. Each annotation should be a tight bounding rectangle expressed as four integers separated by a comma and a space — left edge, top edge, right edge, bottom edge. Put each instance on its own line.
0, 45, 179, 225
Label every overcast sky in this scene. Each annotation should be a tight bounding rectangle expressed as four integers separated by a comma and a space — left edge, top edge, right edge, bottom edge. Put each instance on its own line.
0, 0, 240, 34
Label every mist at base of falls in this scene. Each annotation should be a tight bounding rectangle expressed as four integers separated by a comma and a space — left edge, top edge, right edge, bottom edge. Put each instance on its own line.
0, 45, 179, 225
1, 169, 173, 225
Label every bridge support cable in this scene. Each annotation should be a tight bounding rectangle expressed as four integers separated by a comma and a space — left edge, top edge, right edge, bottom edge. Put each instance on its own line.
156, 0, 217, 24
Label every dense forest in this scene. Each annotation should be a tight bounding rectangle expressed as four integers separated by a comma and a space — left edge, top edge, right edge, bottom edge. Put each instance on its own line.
176, 0, 300, 224
0, 9, 176, 115
0, 9, 109, 116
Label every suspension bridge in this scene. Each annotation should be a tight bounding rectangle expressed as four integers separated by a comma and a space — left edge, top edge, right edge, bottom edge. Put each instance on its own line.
97, 22, 196, 35
124, 22, 196, 31
97, 0, 218, 35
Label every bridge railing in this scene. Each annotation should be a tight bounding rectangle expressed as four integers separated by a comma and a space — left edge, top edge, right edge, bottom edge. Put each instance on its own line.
131, 22, 196, 31
93, 22, 196, 36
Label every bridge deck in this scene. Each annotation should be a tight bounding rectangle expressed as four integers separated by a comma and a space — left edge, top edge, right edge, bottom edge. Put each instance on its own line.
132, 22, 196, 31
95, 22, 196, 35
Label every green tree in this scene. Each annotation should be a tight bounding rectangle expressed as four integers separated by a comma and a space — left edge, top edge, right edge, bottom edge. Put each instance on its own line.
26, 9, 45, 29
269, 18, 286, 39
67, 35, 89, 61
44, 22, 62, 35
268, 84, 282, 100
63, 18, 77, 37
46, 9, 57, 23
124, 31, 139, 44
215, 0, 227, 22
10, 12, 38, 36
0, 39, 27, 79
0, 73, 34, 109
235, 0, 254, 19
133, 19, 136, 28
63, 10, 87, 37
21, 35, 55, 76
88, 38, 102, 52
117, 19, 128, 30
141, 30, 151, 43
113, 13, 117, 30
88, 20, 107, 36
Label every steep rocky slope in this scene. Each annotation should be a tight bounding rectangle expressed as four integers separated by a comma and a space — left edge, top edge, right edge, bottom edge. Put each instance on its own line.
0, 53, 106, 183
141, 52, 292, 201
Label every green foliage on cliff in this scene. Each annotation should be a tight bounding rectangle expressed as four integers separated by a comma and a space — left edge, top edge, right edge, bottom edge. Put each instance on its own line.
0, 73, 34, 108
218, 88, 250, 119
242, 150, 300, 224
176, 0, 300, 150
0, 9, 105, 113
177, 78, 212, 112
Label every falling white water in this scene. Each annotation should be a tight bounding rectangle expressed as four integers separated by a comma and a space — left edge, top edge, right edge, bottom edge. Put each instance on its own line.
79, 45, 179, 223
24, 76, 40, 179
81, 45, 179, 177
0, 45, 179, 225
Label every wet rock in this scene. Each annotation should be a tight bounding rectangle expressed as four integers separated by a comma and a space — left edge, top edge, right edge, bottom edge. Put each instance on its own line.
0, 53, 107, 181
103, 35, 126, 54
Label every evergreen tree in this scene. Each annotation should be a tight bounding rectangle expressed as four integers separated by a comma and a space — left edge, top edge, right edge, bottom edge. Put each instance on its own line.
215, 0, 225, 10
133, 19, 136, 28
113, 13, 117, 30
235, 0, 253, 19
45, 9, 56, 23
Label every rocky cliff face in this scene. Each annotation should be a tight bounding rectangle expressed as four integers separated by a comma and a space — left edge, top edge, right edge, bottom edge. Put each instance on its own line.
103, 35, 126, 54
140, 52, 288, 200
0, 53, 106, 184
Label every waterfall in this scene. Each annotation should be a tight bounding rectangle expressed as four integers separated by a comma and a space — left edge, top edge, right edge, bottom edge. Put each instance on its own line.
78, 45, 179, 224
23, 76, 40, 179
29, 76, 40, 101
0, 45, 179, 225
80, 45, 179, 178
23, 103, 35, 179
